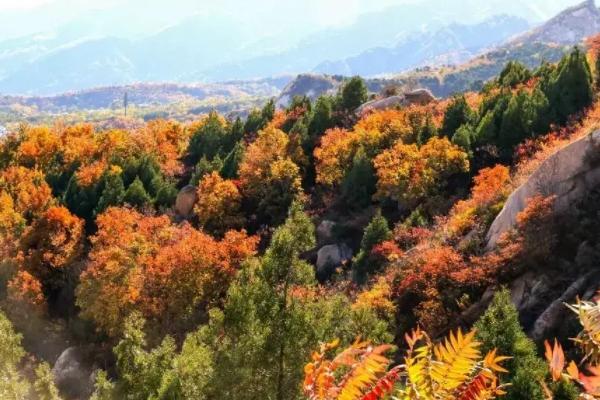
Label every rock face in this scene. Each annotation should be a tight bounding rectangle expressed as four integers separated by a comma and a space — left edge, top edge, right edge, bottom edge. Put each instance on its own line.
356, 89, 436, 114
513, 0, 600, 45
276, 74, 342, 109
487, 129, 600, 248
316, 243, 352, 280
52, 347, 95, 399
175, 185, 198, 218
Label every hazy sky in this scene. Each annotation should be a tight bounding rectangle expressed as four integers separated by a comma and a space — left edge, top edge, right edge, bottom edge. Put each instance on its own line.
0, 0, 586, 40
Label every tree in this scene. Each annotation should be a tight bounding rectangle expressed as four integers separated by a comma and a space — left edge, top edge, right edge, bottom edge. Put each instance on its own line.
308, 95, 335, 138
0, 311, 30, 399
314, 128, 356, 186
353, 211, 392, 281
17, 206, 84, 296
95, 168, 125, 215
340, 147, 376, 209
76, 207, 258, 336
187, 111, 228, 164
374, 137, 469, 208
452, 124, 474, 154
238, 126, 302, 224
338, 76, 368, 112
545, 47, 593, 124
498, 61, 532, 87
0, 166, 54, 220
441, 95, 475, 138
34, 362, 62, 400
195, 172, 244, 236
220, 142, 244, 179
123, 177, 152, 208
190, 155, 224, 185
475, 288, 546, 400
196, 203, 391, 400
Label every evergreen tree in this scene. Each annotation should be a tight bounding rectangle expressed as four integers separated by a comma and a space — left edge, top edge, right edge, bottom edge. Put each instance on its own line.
308, 95, 335, 138
474, 111, 497, 146
498, 61, 532, 87
190, 155, 224, 185
475, 288, 546, 400
341, 147, 376, 209
220, 142, 244, 179
90, 371, 116, 400
441, 95, 475, 138
154, 182, 178, 209
261, 98, 276, 123
188, 111, 228, 164
338, 76, 368, 112
417, 114, 438, 145
452, 124, 474, 155
124, 177, 152, 208
63, 174, 100, 222
545, 47, 593, 124
95, 172, 125, 215
352, 211, 392, 281
0, 311, 30, 399
498, 92, 529, 155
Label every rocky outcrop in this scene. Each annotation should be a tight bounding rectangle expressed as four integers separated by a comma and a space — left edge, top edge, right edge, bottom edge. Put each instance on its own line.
356, 89, 435, 114
316, 243, 352, 280
487, 129, 600, 248
513, 0, 600, 45
276, 74, 342, 109
175, 185, 198, 218
316, 220, 337, 246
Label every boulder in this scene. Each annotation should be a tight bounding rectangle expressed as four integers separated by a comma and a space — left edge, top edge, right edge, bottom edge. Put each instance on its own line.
316, 243, 353, 280
316, 220, 336, 245
175, 185, 198, 218
356, 95, 405, 115
486, 129, 600, 248
52, 346, 95, 399
404, 88, 436, 105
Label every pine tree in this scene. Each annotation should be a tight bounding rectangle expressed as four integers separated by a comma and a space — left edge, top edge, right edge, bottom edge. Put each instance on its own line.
498, 61, 532, 87
308, 95, 335, 138
95, 172, 125, 215
341, 147, 376, 209
188, 111, 228, 164
475, 288, 546, 400
352, 211, 392, 281
441, 95, 475, 138
220, 142, 244, 179
338, 76, 368, 112
124, 177, 151, 208
452, 124, 474, 155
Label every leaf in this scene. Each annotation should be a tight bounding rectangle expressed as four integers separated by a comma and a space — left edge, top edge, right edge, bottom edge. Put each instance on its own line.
544, 339, 565, 382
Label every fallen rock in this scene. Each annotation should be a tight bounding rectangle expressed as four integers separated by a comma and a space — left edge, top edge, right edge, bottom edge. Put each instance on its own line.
175, 185, 198, 218
404, 88, 436, 105
487, 129, 600, 248
316, 243, 352, 280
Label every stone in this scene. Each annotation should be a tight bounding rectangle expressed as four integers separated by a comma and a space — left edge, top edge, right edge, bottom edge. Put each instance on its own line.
52, 346, 95, 399
175, 185, 198, 218
486, 129, 600, 248
316, 243, 353, 280
404, 88, 435, 105
316, 220, 336, 245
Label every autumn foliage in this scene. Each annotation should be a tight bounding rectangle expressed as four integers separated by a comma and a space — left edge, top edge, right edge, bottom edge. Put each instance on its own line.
76, 207, 258, 335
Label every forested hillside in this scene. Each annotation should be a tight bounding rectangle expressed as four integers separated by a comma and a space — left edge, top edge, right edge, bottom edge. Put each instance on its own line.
4, 29, 600, 400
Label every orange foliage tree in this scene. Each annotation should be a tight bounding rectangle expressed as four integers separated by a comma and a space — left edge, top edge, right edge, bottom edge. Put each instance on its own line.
16, 206, 84, 295
76, 207, 258, 336
194, 171, 245, 235
238, 126, 302, 222
0, 166, 54, 219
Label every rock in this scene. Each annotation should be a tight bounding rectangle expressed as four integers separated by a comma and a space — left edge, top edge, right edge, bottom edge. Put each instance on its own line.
52, 347, 95, 399
486, 129, 600, 248
512, 0, 600, 46
175, 185, 198, 218
276, 74, 342, 109
316, 220, 336, 245
530, 271, 599, 341
404, 88, 435, 106
356, 95, 405, 114
316, 243, 353, 280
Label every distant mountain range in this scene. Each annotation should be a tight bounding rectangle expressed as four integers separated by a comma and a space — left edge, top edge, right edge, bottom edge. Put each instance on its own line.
0, 0, 584, 96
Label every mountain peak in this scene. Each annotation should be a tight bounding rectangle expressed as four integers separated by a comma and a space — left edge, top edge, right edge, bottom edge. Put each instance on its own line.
513, 0, 600, 45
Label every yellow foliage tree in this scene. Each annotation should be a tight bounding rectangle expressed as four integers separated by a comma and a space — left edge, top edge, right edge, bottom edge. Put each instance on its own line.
194, 172, 244, 235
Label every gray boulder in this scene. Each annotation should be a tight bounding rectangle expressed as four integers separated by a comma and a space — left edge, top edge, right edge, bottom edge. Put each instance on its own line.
175, 185, 198, 218
487, 129, 600, 248
316, 243, 352, 280
52, 347, 95, 399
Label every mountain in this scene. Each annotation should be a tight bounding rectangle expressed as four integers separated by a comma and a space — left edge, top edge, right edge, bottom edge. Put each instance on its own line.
511, 0, 600, 44
313, 15, 530, 77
